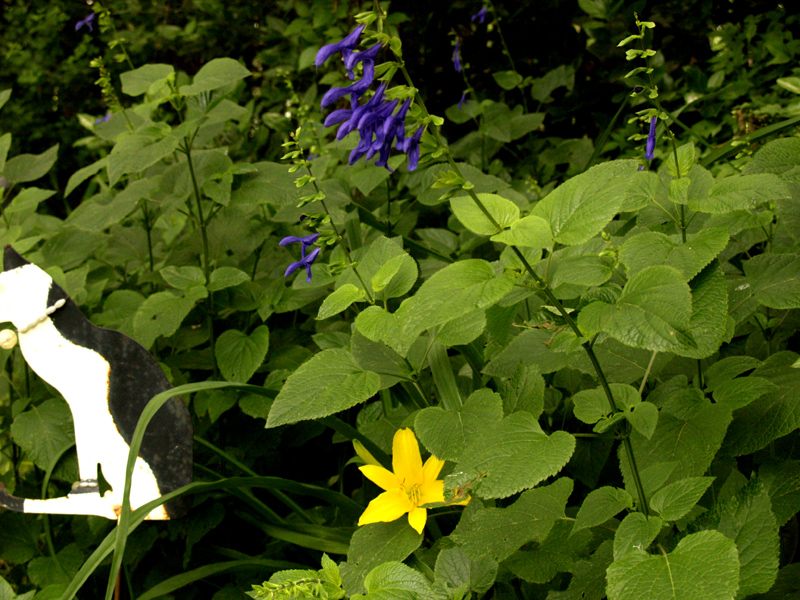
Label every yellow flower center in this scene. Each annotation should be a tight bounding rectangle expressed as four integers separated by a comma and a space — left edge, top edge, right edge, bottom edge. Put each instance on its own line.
406, 483, 421, 507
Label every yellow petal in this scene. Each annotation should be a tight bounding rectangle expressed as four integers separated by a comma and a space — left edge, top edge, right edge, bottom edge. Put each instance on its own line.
359, 465, 403, 491
407, 506, 427, 534
422, 455, 444, 482
392, 428, 423, 487
358, 489, 413, 526
353, 439, 381, 466
418, 478, 445, 506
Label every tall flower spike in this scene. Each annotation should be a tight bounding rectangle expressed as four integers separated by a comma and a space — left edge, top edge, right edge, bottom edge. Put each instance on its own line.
315, 25, 365, 67
645, 116, 657, 160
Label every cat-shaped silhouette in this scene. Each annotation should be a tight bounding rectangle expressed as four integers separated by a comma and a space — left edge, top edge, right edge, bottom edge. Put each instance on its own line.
0, 246, 192, 519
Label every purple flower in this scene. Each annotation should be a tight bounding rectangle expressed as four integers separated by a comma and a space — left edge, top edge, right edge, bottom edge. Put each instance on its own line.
315, 25, 365, 68
453, 39, 462, 73
645, 116, 657, 160
321, 60, 376, 108
94, 112, 111, 125
400, 126, 426, 171
344, 43, 383, 80
280, 233, 321, 283
459, 92, 469, 110
471, 7, 488, 24
75, 13, 95, 32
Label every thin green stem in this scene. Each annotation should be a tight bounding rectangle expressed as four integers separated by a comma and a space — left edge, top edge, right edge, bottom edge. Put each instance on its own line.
397, 58, 651, 517
303, 164, 374, 303
184, 139, 218, 376
487, 0, 528, 113
584, 93, 631, 171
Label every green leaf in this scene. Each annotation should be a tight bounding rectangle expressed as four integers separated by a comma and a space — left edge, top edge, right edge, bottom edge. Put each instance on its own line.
500, 363, 545, 417
10, 399, 74, 471
619, 228, 729, 281
64, 157, 108, 197
351, 328, 412, 390
360, 562, 437, 600
120, 64, 174, 96
777, 76, 800, 94
715, 484, 779, 598
0, 133, 11, 174
689, 174, 789, 213
415, 389, 503, 461
532, 160, 637, 246
530, 64, 575, 103
506, 519, 594, 584
619, 401, 732, 496
0, 88, 11, 112
215, 326, 270, 383
613, 513, 663, 560
452, 478, 573, 562
722, 352, 800, 456
712, 376, 778, 410
64, 190, 139, 232
493, 70, 523, 90
673, 263, 729, 359
435, 547, 497, 595
451, 412, 575, 499
431, 310, 485, 347
649, 477, 714, 521
760, 461, 800, 527
107, 132, 182, 186
359, 259, 514, 356
547, 541, 612, 600
338, 236, 417, 301
179, 58, 251, 96
627, 401, 659, 439
744, 253, 800, 309
350, 165, 392, 195
160, 266, 206, 290
207, 267, 250, 291
4, 187, 55, 215
572, 383, 640, 425
573, 486, 633, 533
339, 520, 422, 596
490, 215, 553, 248
318, 284, 366, 320
267, 349, 381, 427
132, 287, 207, 348
2, 143, 59, 184
578, 265, 695, 352
664, 142, 695, 178
370, 254, 418, 300
742, 137, 800, 182
450, 193, 520, 236
606, 530, 739, 600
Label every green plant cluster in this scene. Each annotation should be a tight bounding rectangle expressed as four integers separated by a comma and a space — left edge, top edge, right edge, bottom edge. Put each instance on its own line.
1, 2, 800, 600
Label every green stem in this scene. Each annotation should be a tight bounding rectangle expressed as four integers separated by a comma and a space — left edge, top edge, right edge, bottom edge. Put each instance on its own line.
583, 92, 631, 171
184, 139, 218, 376
397, 60, 651, 517
303, 164, 374, 303
487, 0, 528, 113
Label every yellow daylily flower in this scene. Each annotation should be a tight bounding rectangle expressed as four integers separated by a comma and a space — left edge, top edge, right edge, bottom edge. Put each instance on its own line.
357, 428, 464, 535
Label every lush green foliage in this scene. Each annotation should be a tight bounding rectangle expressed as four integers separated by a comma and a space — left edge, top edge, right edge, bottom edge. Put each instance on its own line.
1, 1, 800, 600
